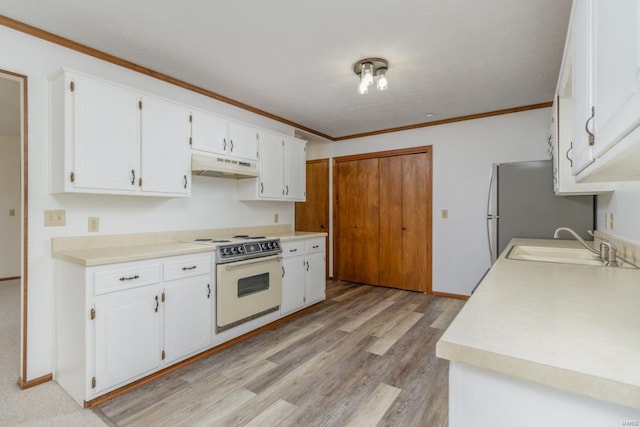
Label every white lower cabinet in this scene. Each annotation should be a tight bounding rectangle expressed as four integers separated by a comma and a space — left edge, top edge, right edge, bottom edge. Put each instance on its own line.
94, 285, 163, 393
281, 237, 326, 315
54, 253, 214, 405
163, 275, 212, 364
54, 236, 325, 406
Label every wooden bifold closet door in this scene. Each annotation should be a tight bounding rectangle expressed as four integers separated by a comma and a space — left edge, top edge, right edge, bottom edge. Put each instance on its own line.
335, 147, 432, 293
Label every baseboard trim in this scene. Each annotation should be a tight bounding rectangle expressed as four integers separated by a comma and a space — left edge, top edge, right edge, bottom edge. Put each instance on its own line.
84, 301, 324, 408
433, 291, 470, 301
18, 373, 53, 389
0, 276, 20, 282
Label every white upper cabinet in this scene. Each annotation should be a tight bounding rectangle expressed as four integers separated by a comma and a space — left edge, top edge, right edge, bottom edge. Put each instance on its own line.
570, 0, 595, 176
228, 121, 259, 161
191, 112, 258, 161
190, 110, 228, 156
591, 1, 640, 157
256, 131, 284, 199
567, 0, 640, 182
50, 70, 191, 197
51, 73, 140, 194
237, 131, 307, 201
140, 96, 191, 195
284, 137, 306, 201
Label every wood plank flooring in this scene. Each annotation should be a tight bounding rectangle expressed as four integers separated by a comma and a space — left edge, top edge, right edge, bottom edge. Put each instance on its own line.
93, 281, 465, 427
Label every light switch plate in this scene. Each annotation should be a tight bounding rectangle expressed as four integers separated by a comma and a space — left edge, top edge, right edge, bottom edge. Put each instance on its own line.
442, 209, 449, 219
44, 209, 66, 227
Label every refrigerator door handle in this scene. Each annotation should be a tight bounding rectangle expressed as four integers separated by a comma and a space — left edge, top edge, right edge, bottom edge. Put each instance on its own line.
486, 166, 496, 263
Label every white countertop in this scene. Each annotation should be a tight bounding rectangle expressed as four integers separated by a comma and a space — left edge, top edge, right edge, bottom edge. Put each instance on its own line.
52, 231, 327, 266
436, 238, 640, 410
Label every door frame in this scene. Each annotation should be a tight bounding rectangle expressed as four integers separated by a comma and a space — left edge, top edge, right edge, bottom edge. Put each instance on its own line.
1, 68, 31, 387
332, 145, 433, 293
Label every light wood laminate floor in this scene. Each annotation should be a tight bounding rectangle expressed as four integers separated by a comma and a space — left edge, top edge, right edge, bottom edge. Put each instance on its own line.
94, 281, 465, 427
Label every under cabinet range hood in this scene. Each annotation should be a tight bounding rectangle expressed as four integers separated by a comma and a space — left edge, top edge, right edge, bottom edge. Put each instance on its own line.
191, 152, 259, 179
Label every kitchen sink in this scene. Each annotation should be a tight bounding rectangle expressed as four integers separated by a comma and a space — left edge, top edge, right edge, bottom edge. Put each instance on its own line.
507, 245, 637, 268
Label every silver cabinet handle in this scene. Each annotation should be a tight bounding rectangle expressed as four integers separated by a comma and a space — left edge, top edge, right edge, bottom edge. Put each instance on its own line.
119, 275, 139, 281
207, 283, 211, 299
230, 140, 234, 152
260, 182, 264, 194
566, 142, 573, 167
154, 295, 159, 312
223, 138, 227, 151
306, 261, 309, 271
585, 106, 595, 145
282, 266, 285, 278
183, 174, 188, 189
286, 185, 289, 195
181, 265, 197, 271
130, 169, 136, 186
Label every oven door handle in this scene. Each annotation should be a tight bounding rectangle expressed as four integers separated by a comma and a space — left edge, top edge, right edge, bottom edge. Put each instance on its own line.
223, 255, 282, 270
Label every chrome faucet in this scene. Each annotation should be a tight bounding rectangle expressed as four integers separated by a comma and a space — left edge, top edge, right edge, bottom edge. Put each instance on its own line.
553, 227, 618, 266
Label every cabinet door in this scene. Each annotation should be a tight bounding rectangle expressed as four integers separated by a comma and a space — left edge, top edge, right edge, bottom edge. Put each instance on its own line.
281, 255, 305, 314
163, 276, 212, 363
228, 121, 258, 161
191, 110, 228, 156
336, 158, 379, 285
571, 0, 596, 176
305, 252, 326, 305
257, 132, 284, 199
592, 1, 640, 157
94, 286, 162, 393
284, 138, 306, 201
72, 75, 140, 192
140, 97, 191, 195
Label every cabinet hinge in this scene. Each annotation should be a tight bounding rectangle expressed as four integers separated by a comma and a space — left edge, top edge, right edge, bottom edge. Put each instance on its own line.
138, 177, 142, 187
70, 171, 75, 183
161, 292, 165, 302
189, 114, 192, 123
161, 350, 166, 360
69, 81, 75, 92
256, 151, 259, 158
90, 308, 95, 320
138, 100, 142, 110
91, 377, 96, 388
189, 137, 192, 146
282, 140, 285, 147
256, 133, 259, 141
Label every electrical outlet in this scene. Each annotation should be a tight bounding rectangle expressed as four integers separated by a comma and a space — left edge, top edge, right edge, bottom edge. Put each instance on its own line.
609, 212, 615, 230
44, 209, 66, 227
274, 213, 279, 223
442, 209, 448, 219
88, 217, 100, 232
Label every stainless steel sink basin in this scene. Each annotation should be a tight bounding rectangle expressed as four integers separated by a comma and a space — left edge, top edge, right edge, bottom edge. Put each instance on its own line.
507, 245, 637, 268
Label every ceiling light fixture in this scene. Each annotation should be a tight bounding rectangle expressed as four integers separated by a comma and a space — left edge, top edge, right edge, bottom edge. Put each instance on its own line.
353, 58, 389, 95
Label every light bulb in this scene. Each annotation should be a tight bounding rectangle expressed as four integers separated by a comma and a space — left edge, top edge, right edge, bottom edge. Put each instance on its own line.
361, 62, 374, 87
376, 67, 388, 91
358, 80, 369, 94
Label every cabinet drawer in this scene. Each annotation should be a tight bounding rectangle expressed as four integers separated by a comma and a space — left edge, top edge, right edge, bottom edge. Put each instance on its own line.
94, 262, 161, 295
305, 238, 325, 254
163, 254, 212, 281
281, 241, 305, 258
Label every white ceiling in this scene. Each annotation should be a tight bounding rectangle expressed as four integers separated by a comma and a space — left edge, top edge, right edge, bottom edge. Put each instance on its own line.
0, 76, 20, 137
0, 0, 572, 140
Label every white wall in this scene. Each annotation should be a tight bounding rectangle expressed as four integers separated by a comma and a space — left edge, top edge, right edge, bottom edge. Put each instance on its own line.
307, 108, 550, 296
597, 183, 640, 242
0, 25, 296, 380
0, 136, 21, 278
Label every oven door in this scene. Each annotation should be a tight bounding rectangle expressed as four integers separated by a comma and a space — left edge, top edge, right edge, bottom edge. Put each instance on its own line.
216, 255, 282, 331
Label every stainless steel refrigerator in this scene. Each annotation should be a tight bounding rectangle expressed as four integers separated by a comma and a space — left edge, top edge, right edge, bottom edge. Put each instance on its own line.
486, 160, 594, 263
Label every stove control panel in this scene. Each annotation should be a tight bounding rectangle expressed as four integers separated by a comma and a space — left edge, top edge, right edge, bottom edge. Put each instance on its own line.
216, 239, 281, 263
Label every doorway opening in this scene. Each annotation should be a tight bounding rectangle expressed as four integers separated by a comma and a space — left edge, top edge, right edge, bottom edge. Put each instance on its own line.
0, 69, 28, 387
